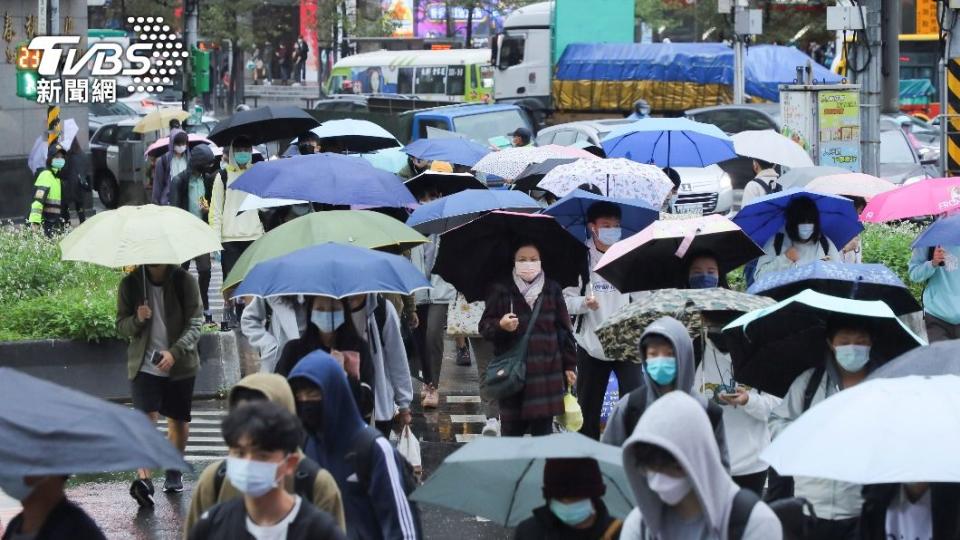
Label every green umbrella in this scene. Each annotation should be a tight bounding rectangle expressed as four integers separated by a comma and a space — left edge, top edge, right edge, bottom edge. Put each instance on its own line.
222, 210, 427, 291
411, 433, 635, 527
596, 288, 775, 364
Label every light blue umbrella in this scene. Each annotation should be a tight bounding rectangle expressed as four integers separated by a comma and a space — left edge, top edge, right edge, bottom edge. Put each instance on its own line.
402, 138, 492, 167
912, 213, 960, 249
601, 117, 736, 167
542, 189, 659, 242
310, 118, 399, 152
732, 187, 863, 249
360, 147, 408, 174
405, 189, 540, 235
411, 433, 636, 526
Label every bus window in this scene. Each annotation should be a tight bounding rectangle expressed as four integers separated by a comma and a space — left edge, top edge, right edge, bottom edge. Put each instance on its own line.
416, 66, 447, 95
480, 65, 495, 89
398, 67, 414, 94
447, 65, 466, 96
470, 65, 480, 89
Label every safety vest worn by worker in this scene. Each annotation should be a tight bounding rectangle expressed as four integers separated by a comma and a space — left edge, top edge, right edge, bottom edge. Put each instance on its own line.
28, 169, 62, 225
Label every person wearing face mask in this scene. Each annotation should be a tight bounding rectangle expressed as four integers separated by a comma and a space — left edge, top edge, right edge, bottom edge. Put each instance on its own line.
0, 475, 105, 540
563, 202, 643, 440
768, 318, 880, 539
859, 482, 960, 540
187, 401, 344, 540
601, 317, 730, 473
681, 251, 729, 290
754, 196, 840, 281
295, 131, 321, 156
620, 391, 783, 540
28, 144, 66, 237
514, 458, 622, 539
241, 295, 310, 374
479, 241, 578, 437
153, 131, 191, 205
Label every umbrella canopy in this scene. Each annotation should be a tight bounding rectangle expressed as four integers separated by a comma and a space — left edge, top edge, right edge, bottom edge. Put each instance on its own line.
233, 243, 429, 300
404, 171, 487, 199
911, 213, 960, 249
747, 261, 921, 315
511, 158, 581, 193
869, 340, 960, 379
732, 188, 863, 249
144, 134, 213, 158
310, 119, 400, 153
229, 153, 417, 209
861, 177, 960, 222
537, 159, 674, 207
596, 288, 775, 364
402, 138, 492, 167
434, 211, 589, 302
207, 105, 320, 146
594, 215, 764, 293
405, 189, 541, 236
0, 368, 190, 476
360, 147, 408, 173
761, 375, 960, 484
805, 173, 896, 200
601, 118, 737, 168
410, 433, 635, 526
238, 194, 309, 213
730, 130, 814, 168
472, 146, 596, 181
541, 189, 659, 243
777, 166, 848, 189
722, 289, 926, 396
222, 210, 426, 291
60, 205, 222, 267
133, 108, 189, 133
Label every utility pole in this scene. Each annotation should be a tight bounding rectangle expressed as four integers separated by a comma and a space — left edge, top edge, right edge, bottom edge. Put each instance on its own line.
943, 4, 960, 177
182, 0, 199, 111
880, 1, 900, 114
858, 0, 882, 177
49, 0, 60, 35
720, 0, 761, 105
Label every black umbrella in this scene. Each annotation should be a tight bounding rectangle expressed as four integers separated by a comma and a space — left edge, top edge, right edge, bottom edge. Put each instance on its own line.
868, 340, 960, 379
208, 105, 319, 146
434, 211, 588, 302
0, 368, 191, 476
404, 171, 488, 199
511, 158, 579, 193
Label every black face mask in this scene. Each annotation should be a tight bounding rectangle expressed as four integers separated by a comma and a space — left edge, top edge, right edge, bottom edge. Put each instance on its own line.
296, 400, 324, 433
707, 330, 729, 354
298, 144, 316, 155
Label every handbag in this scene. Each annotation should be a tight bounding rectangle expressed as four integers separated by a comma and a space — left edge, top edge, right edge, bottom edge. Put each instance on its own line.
481, 296, 543, 401
446, 293, 484, 338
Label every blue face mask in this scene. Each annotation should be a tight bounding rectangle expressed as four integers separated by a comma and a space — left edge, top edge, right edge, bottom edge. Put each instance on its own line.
311, 309, 345, 333
51, 157, 66, 170
646, 357, 677, 386
233, 151, 252, 166
834, 344, 871, 373
688, 273, 719, 289
596, 227, 622, 246
0, 476, 33, 501
549, 498, 594, 526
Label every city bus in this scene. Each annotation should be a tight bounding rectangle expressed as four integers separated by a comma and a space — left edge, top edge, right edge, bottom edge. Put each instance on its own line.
325, 48, 494, 103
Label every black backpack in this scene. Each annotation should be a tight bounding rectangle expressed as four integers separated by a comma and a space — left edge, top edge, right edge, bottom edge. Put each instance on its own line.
212, 455, 320, 503
747, 177, 783, 196
772, 233, 830, 260
729, 488, 817, 540
764, 365, 825, 503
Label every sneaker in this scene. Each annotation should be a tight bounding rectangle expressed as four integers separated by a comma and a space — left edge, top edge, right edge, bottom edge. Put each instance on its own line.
130, 478, 155, 508
163, 469, 183, 493
455, 346, 471, 366
422, 386, 439, 409
482, 418, 500, 437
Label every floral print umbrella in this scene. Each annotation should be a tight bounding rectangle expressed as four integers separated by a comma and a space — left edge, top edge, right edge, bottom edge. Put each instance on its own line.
471, 146, 596, 181
536, 158, 674, 207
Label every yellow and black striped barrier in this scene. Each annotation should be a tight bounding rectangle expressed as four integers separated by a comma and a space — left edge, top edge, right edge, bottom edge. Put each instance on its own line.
947, 59, 960, 176
46, 104, 60, 151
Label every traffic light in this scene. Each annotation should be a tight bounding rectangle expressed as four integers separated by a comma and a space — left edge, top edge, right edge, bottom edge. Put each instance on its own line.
190, 47, 210, 94
15, 42, 41, 100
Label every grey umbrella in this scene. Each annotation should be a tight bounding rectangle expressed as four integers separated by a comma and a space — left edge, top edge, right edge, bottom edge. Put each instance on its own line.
777, 166, 848, 189
868, 340, 960, 379
0, 368, 191, 476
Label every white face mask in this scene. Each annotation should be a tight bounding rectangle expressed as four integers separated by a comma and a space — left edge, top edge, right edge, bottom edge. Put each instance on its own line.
834, 344, 871, 372
646, 471, 692, 505
174, 144, 187, 154
797, 223, 815, 241
515, 260, 542, 282
226, 456, 281, 498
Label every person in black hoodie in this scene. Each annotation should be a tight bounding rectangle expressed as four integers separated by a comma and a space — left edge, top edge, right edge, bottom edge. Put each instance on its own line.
0, 475, 104, 540
859, 482, 960, 540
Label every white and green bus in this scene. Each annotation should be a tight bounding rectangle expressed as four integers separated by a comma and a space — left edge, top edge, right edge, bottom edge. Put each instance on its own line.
325, 49, 494, 103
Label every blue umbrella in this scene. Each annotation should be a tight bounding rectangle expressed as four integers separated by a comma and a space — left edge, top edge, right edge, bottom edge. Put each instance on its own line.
732, 188, 863, 249
233, 242, 430, 299
230, 152, 417, 208
600, 117, 737, 167
912, 213, 960, 249
402, 138, 492, 167
406, 189, 541, 235
541, 189, 659, 242
360, 147, 409, 173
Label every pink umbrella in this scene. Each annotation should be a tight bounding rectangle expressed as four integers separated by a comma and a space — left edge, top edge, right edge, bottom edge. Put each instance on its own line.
144, 134, 213, 158
807, 173, 895, 201
861, 177, 960, 223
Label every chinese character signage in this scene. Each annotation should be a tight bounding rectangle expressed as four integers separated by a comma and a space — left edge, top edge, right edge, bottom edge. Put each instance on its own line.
818, 90, 861, 172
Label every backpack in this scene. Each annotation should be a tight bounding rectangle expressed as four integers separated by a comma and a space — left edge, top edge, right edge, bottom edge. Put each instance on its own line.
212, 455, 320, 503
622, 389, 723, 447
773, 233, 830, 260
747, 177, 783, 196
729, 489, 817, 540
764, 365, 825, 503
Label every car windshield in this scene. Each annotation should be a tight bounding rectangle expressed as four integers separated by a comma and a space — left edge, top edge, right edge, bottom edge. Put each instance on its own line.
880, 130, 918, 164
454, 110, 529, 144
91, 101, 137, 117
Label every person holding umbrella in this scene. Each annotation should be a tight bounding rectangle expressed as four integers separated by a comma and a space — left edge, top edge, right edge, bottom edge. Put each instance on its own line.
0, 475, 105, 540
681, 251, 729, 290
754, 196, 840, 281
908, 217, 960, 342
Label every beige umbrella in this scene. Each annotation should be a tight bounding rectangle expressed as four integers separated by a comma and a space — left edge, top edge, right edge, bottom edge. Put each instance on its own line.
807, 173, 896, 200
133, 108, 190, 134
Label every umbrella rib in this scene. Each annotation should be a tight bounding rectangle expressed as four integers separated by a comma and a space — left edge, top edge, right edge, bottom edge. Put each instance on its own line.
504, 459, 536, 526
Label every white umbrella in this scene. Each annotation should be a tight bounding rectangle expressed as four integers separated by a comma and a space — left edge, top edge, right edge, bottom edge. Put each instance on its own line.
731, 130, 814, 168
761, 374, 960, 484
239, 193, 309, 212
806, 173, 896, 200
472, 146, 594, 180
537, 158, 674, 207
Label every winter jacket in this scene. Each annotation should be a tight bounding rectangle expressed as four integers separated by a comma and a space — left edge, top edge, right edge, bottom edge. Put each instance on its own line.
289, 353, 421, 540
184, 373, 346, 535
2, 497, 105, 540
411, 238, 455, 305
152, 133, 190, 205
909, 245, 960, 324
754, 229, 840, 280
187, 496, 344, 540
240, 296, 308, 374
859, 483, 960, 540
209, 148, 264, 243
563, 240, 631, 360
740, 168, 780, 208
350, 294, 414, 423
169, 145, 216, 221
116, 266, 202, 381
515, 501, 622, 540
619, 392, 782, 540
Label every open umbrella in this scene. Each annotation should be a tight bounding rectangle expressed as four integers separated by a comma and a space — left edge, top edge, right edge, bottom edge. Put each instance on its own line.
233, 243, 429, 300
434, 211, 588, 302
404, 171, 487, 199
133, 108, 189, 134
541, 189, 659, 243
222, 210, 426, 291
594, 214, 764, 293
411, 433, 634, 526
360, 147, 408, 173
402, 138, 492, 167
229, 153, 417, 209
722, 289, 926, 396
911, 213, 960, 249
861, 177, 960, 223
144, 134, 213, 158
805, 173, 895, 200
405, 189, 541, 236
537, 159, 674, 207
761, 375, 960, 484
207, 105, 320, 146
747, 261, 920, 315
596, 288, 775, 364
869, 340, 960, 379
472, 146, 595, 181
777, 166, 848, 189
511, 158, 580, 193
0, 368, 190, 476
601, 118, 737, 168
732, 188, 863, 249
310, 119, 400, 153
731, 130, 814, 168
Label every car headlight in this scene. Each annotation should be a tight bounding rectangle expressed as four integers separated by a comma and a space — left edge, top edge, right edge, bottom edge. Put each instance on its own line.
719, 172, 732, 190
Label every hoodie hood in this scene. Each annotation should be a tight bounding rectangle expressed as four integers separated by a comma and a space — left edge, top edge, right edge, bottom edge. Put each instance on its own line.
188, 144, 216, 171
228, 373, 295, 414
640, 316, 696, 402
622, 391, 738, 538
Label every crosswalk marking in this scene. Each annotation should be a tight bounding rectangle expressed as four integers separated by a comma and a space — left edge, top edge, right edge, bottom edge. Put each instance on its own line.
455, 434, 481, 443
446, 395, 481, 404
449, 414, 486, 424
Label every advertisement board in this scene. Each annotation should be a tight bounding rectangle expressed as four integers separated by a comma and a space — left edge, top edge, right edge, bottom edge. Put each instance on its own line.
817, 89, 861, 172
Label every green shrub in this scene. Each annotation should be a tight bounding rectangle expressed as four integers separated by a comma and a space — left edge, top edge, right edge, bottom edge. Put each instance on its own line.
861, 222, 925, 301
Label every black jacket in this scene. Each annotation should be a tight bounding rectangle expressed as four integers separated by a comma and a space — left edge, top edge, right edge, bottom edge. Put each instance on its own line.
2, 498, 105, 540
169, 145, 217, 221
188, 496, 344, 540
514, 500, 621, 540
860, 483, 960, 540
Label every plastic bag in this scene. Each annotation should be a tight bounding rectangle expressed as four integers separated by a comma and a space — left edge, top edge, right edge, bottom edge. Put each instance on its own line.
559, 389, 584, 432
397, 425, 423, 480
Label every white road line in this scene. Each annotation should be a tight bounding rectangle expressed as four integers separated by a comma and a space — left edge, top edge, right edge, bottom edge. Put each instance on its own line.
449, 414, 487, 424
446, 396, 481, 404
455, 434, 481, 443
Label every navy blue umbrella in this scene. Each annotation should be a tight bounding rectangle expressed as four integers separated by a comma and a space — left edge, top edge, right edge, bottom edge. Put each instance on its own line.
230, 152, 417, 208
404, 171, 487, 199
402, 138, 492, 167
233, 242, 430, 299
732, 188, 863, 249
406, 189, 541, 235
912, 213, 960, 249
542, 189, 659, 242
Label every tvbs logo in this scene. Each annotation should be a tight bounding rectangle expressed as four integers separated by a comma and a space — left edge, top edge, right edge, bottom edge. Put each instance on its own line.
27, 36, 152, 77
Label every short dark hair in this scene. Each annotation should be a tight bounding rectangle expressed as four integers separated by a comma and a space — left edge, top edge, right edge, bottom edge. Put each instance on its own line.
169, 118, 181, 129
754, 158, 775, 170
232, 135, 253, 149
825, 315, 873, 341
586, 201, 621, 223
173, 131, 189, 145
299, 131, 320, 144
640, 335, 674, 359
512, 237, 541, 258
784, 196, 822, 243
221, 401, 302, 454
632, 442, 680, 470
662, 167, 681, 189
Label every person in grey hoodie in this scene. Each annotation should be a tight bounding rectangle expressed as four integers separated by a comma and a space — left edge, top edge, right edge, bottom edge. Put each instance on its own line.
240, 296, 309, 373
620, 391, 782, 540
602, 317, 730, 471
